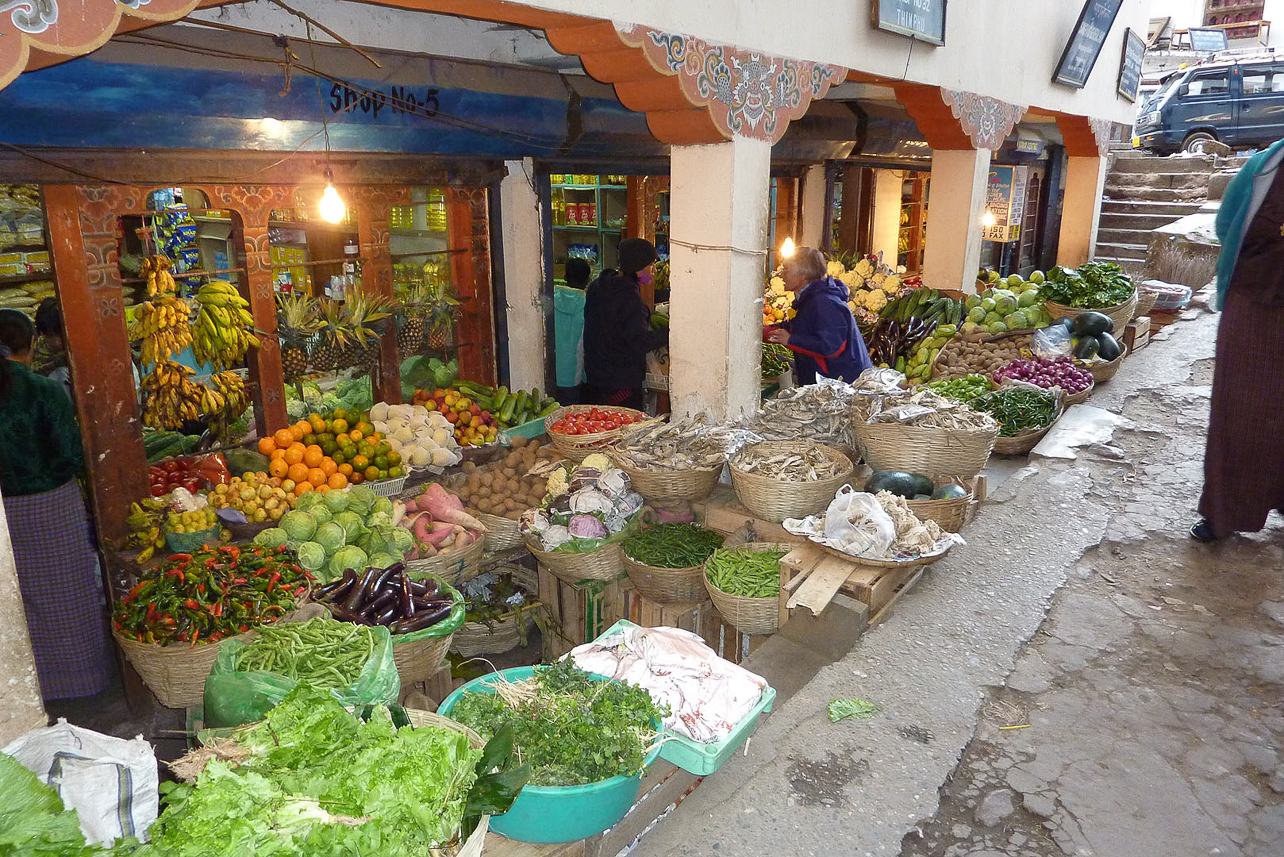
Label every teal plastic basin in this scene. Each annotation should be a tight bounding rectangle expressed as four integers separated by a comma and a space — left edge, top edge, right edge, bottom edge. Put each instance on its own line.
438, 666, 660, 843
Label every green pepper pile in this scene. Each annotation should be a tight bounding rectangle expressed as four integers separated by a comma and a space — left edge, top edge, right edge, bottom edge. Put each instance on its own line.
761, 343, 792, 381
234, 617, 374, 690
622, 523, 724, 569
114, 544, 313, 646
704, 545, 787, 598
971, 387, 1060, 437
923, 374, 992, 405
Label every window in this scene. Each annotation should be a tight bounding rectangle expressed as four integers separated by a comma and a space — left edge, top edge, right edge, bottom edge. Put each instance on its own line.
1241, 66, 1284, 94
1187, 71, 1230, 96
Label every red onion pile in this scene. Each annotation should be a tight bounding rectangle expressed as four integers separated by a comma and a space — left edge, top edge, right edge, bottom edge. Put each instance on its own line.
992, 356, 1092, 394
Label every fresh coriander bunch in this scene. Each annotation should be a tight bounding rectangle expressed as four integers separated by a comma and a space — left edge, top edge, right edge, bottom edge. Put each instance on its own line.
451, 660, 666, 787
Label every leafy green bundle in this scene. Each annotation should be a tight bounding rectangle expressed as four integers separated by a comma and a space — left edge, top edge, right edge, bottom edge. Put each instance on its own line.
139, 685, 482, 856
1040, 262, 1134, 309
0, 753, 104, 856
450, 661, 664, 787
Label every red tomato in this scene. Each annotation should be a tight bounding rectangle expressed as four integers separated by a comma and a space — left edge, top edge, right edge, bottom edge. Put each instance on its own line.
150, 483, 168, 497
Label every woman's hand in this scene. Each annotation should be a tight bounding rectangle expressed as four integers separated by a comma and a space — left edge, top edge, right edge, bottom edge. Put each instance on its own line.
767, 329, 791, 346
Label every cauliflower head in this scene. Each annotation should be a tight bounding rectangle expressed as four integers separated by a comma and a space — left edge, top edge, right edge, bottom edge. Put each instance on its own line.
881, 276, 901, 295
826, 260, 846, 278
864, 290, 889, 312
768, 276, 786, 295
581, 453, 613, 471
546, 467, 570, 497
853, 259, 875, 278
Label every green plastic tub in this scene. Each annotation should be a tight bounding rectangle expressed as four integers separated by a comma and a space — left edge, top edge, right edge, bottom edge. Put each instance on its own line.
438, 666, 660, 843
591, 619, 776, 776
497, 416, 548, 444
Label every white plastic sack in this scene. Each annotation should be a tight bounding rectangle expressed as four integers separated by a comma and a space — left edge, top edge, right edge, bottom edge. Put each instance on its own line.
822, 485, 896, 559
3, 719, 158, 845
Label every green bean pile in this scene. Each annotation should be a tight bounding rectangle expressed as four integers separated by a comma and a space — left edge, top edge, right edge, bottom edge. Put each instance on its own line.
234, 616, 374, 690
704, 546, 787, 598
623, 523, 725, 569
762, 343, 793, 380
923, 374, 992, 405
971, 387, 1059, 437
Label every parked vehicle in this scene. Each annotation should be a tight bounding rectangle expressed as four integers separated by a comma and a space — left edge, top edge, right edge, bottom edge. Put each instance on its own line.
1133, 57, 1284, 154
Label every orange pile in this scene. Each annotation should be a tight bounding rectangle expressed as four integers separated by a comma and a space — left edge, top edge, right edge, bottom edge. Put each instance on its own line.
256, 418, 359, 495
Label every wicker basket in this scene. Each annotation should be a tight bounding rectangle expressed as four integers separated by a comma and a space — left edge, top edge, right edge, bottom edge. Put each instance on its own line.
851, 418, 999, 481
904, 480, 975, 532
524, 535, 625, 583
1083, 344, 1128, 383
546, 405, 651, 463
818, 541, 952, 569
1044, 291, 1138, 335
1063, 380, 1094, 406
402, 710, 489, 857
613, 459, 723, 504
729, 442, 853, 523
993, 424, 1055, 456
451, 607, 538, 658
404, 536, 486, 587
702, 542, 788, 636
478, 512, 522, 551
622, 553, 706, 604
112, 628, 242, 708
1134, 289, 1159, 319
392, 631, 456, 684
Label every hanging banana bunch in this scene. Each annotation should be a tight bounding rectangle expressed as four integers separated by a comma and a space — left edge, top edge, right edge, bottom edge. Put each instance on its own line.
191, 281, 260, 371
125, 498, 168, 562
129, 293, 193, 366
141, 254, 179, 298
139, 360, 205, 430
205, 370, 252, 445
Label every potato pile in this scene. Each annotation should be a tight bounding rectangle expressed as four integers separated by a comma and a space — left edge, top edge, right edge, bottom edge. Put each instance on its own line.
932, 335, 1030, 381
453, 436, 562, 521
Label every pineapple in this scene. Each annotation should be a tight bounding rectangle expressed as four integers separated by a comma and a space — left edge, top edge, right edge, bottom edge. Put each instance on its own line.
275, 292, 319, 381
424, 279, 460, 351
396, 283, 431, 357
312, 298, 349, 372
339, 287, 393, 369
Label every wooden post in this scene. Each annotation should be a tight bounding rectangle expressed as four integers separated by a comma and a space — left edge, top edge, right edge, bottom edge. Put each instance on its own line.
239, 220, 289, 434
357, 204, 401, 404
447, 188, 497, 387
43, 184, 148, 544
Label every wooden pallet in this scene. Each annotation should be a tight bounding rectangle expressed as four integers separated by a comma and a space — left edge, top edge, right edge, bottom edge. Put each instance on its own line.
780, 542, 927, 625
537, 567, 630, 658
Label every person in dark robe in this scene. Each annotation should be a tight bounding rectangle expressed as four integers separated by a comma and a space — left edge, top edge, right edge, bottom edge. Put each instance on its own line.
1193, 137, 1284, 541
764, 247, 873, 384
0, 308, 115, 699
582, 238, 668, 411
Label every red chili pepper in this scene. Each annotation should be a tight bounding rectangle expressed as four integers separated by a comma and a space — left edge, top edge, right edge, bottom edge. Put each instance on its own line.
238, 625, 250, 633
145, 603, 157, 624
294, 585, 306, 597
266, 572, 281, 593
113, 620, 123, 631
127, 580, 148, 599
231, 577, 247, 585
166, 569, 185, 584
168, 553, 192, 562
190, 629, 200, 647
184, 598, 200, 611
196, 584, 206, 595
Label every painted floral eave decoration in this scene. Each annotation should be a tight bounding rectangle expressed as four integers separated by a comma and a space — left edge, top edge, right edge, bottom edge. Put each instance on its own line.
0, 0, 200, 93
616, 22, 846, 144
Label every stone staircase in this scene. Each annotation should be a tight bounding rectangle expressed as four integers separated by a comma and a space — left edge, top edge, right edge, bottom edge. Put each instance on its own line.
1095, 151, 1214, 269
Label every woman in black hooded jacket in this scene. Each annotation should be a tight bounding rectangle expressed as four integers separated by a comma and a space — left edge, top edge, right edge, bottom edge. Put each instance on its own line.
582, 238, 668, 410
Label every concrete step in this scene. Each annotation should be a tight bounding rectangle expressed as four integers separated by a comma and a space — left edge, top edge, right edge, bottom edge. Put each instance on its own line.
1106, 171, 1210, 191
1097, 227, 1156, 246
1098, 211, 1183, 230
1109, 152, 1218, 174
1103, 185, 1207, 202
1099, 199, 1203, 216
1094, 241, 1148, 261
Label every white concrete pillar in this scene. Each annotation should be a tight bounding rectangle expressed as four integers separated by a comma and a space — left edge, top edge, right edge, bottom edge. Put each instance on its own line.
1057, 155, 1109, 267
922, 148, 992, 293
798, 164, 827, 249
870, 169, 904, 264
498, 158, 546, 391
668, 138, 773, 422
0, 494, 46, 745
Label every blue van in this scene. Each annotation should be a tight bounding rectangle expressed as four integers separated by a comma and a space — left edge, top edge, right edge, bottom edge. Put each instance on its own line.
1133, 57, 1284, 154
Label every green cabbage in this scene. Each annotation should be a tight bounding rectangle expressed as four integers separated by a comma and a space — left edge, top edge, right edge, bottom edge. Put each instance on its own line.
252, 527, 289, 549
280, 510, 318, 542
389, 527, 413, 555
371, 497, 394, 517
368, 552, 402, 570
329, 545, 369, 580
295, 541, 327, 572
294, 492, 325, 514
346, 485, 377, 516
309, 504, 333, 526
367, 511, 393, 530
332, 511, 366, 544
361, 526, 400, 558
322, 490, 350, 515
313, 522, 347, 555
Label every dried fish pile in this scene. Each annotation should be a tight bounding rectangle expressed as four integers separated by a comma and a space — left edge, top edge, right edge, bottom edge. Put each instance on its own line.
733, 443, 844, 482
853, 387, 998, 432
609, 416, 743, 471
874, 491, 946, 555
749, 382, 856, 444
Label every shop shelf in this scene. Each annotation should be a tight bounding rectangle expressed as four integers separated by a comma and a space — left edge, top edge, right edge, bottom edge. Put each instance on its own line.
588, 619, 777, 776
553, 224, 600, 232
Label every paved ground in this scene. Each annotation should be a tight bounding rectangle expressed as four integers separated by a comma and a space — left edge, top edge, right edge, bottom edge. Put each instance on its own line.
637, 307, 1284, 856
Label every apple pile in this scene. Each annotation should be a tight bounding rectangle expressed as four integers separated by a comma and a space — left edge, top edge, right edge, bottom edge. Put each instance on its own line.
411, 387, 500, 447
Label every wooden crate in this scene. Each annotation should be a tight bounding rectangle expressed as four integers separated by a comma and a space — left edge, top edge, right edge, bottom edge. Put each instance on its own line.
537, 567, 629, 658
1124, 316, 1151, 352
692, 485, 808, 545
780, 542, 926, 625
620, 589, 712, 636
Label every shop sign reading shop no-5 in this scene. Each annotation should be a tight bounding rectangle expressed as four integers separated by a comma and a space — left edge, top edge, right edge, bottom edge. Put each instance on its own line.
330, 83, 440, 118
871, 0, 946, 45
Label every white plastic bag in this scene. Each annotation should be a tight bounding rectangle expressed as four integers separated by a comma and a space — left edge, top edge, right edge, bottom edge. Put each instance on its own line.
822, 485, 896, 559
3, 719, 158, 844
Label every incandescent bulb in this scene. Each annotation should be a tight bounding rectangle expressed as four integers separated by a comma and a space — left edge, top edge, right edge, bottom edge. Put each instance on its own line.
981, 210, 997, 228
319, 183, 346, 224
780, 237, 796, 258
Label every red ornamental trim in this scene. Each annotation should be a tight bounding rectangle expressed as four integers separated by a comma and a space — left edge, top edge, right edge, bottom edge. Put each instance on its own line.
616, 24, 845, 144
0, 0, 200, 93
940, 89, 1027, 151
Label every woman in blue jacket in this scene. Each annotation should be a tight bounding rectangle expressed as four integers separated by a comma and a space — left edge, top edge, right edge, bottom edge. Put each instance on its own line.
766, 247, 872, 384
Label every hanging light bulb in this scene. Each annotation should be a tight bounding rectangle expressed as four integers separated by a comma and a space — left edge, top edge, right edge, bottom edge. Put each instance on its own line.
981, 210, 997, 228
780, 237, 796, 258
319, 168, 346, 224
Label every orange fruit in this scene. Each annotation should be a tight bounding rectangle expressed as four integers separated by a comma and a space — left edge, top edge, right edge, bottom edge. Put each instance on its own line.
296, 419, 313, 437
273, 428, 294, 449
356, 421, 375, 437
287, 462, 309, 483
338, 463, 353, 477
257, 436, 276, 455
269, 458, 288, 479
364, 465, 381, 482
319, 458, 338, 477
351, 454, 369, 470
270, 448, 286, 461
287, 423, 305, 443
308, 414, 326, 435
303, 445, 324, 468
282, 443, 304, 465
332, 418, 349, 434
327, 472, 348, 490
307, 467, 327, 487
349, 472, 364, 484
315, 484, 330, 494
348, 429, 363, 442
293, 481, 313, 496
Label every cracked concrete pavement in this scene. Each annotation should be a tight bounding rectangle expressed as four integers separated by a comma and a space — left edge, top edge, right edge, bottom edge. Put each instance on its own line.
635, 307, 1284, 856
